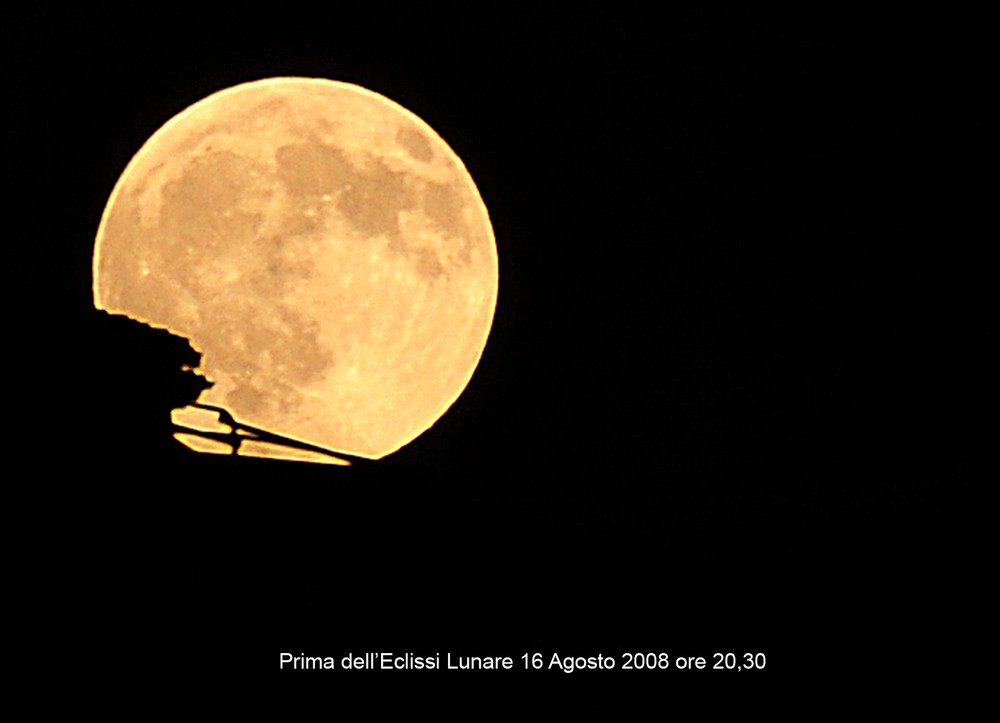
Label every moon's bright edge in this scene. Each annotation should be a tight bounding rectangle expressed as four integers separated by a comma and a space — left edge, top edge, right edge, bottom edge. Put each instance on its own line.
94, 78, 498, 460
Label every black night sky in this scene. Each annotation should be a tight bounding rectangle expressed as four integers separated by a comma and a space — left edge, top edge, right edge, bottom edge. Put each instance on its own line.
9, 4, 989, 695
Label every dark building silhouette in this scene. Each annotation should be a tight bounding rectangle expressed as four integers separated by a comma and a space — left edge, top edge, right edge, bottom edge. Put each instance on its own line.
78, 309, 213, 453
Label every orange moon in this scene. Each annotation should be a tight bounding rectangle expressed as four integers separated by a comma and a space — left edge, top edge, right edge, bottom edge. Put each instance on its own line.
93, 77, 498, 459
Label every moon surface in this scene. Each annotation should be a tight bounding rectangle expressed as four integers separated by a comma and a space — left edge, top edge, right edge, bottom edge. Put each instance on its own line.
93, 77, 498, 459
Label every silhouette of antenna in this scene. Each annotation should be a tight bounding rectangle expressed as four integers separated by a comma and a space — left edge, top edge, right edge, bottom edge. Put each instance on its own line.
171, 402, 372, 466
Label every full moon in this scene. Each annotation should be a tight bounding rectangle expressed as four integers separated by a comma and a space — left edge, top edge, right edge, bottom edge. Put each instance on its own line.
94, 77, 498, 460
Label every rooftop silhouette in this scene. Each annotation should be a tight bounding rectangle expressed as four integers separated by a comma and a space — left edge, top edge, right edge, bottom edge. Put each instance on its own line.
81, 308, 365, 464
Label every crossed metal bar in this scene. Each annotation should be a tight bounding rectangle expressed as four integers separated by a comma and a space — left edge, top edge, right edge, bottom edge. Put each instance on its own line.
170, 402, 371, 466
